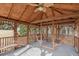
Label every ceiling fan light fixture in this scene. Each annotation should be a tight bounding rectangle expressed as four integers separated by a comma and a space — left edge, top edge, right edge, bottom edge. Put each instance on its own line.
35, 7, 46, 12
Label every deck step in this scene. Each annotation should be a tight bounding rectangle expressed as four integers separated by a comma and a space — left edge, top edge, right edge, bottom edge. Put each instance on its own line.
13, 45, 30, 56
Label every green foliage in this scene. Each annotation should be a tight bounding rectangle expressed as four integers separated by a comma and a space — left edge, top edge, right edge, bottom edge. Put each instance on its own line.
17, 24, 27, 37
0, 23, 12, 30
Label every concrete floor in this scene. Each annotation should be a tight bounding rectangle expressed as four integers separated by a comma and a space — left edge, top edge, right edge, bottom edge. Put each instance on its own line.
0, 40, 78, 56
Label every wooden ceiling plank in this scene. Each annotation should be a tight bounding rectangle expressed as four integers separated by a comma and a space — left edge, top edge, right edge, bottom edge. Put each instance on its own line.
19, 5, 29, 20
9, 4, 27, 20
45, 7, 53, 18
0, 4, 12, 17
50, 7, 55, 17
30, 11, 42, 22
54, 4, 79, 11
21, 5, 36, 21
26, 6, 37, 22
30, 12, 39, 21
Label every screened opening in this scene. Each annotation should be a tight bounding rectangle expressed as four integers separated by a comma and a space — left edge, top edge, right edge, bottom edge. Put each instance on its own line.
59, 25, 74, 37
17, 24, 27, 37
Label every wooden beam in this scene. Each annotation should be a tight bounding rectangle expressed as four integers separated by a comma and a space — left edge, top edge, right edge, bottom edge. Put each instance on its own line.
31, 13, 79, 23
35, 18, 75, 26
75, 18, 79, 23
54, 18, 75, 24
54, 9, 63, 15
0, 15, 35, 25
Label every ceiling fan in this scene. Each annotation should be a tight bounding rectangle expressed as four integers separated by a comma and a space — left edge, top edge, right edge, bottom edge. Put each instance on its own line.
28, 3, 54, 12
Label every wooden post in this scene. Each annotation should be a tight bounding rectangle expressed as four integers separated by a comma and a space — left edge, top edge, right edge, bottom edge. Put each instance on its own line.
74, 24, 75, 48
27, 24, 30, 44
40, 23, 42, 41
78, 23, 79, 53
52, 24, 54, 49
46, 26, 48, 41
75, 19, 79, 54
14, 21, 18, 48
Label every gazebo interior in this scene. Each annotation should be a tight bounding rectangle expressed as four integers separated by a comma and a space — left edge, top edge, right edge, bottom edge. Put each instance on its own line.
0, 3, 79, 56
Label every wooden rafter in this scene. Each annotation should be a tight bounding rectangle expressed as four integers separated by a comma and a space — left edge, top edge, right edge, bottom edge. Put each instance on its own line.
53, 18, 75, 24
54, 8, 77, 15
40, 12, 44, 20
50, 7, 55, 17
44, 12, 48, 19
54, 8, 64, 15
37, 12, 43, 21
31, 13, 79, 23
8, 4, 14, 17
57, 8, 79, 13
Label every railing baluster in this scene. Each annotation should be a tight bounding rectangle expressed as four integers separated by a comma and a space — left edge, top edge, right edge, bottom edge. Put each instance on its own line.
0, 38, 1, 53
3, 38, 4, 52
0, 38, 2, 53
0, 37, 16, 54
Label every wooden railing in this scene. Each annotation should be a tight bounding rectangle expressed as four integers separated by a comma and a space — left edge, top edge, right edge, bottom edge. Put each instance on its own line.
0, 37, 17, 54
74, 36, 79, 53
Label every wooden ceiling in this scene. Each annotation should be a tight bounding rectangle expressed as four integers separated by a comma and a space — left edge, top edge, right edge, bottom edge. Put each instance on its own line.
0, 3, 79, 25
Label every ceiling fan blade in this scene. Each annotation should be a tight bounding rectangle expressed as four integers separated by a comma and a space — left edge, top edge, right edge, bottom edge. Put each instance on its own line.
44, 3, 54, 7
28, 3, 39, 6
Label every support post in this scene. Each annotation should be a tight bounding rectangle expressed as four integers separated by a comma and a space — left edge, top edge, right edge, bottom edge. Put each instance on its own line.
27, 24, 30, 44
14, 21, 18, 48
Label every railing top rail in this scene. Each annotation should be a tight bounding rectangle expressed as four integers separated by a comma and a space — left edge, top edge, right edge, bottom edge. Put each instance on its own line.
0, 36, 14, 39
